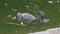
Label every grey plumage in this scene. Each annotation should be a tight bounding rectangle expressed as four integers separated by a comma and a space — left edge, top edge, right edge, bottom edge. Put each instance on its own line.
16, 13, 36, 22
37, 11, 45, 22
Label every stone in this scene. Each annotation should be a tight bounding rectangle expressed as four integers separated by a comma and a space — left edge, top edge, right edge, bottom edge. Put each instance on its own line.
48, 1, 53, 4
25, 6, 30, 8
7, 15, 11, 17
28, 27, 60, 34
12, 16, 16, 20
5, 3, 8, 6
43, 19, 49, 23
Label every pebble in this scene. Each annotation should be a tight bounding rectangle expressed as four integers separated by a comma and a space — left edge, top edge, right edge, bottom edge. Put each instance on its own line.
21, 22, 24, 25
48, 1, 53, 4
43, 19, 49, 23
25, 6, 30, 8
12, 9, 17, 12
7, 15, 11, 17
58, 10, 60, 12
5, 3, 8, 6
21, 22, 28, 26
12, 16, 16, 20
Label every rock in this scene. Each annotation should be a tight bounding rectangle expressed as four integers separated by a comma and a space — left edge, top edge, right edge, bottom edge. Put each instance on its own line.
48, 1, 53, 4
58, 10, 60, 12
43, 19, 49, 23
5, 3, 8, 6
28, 27, 60, 34
12, 9, 17, 12
21, 21, 28, 26
25, 6, 30, 8
7, 15, 11, 17
12, 16, 16, 20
